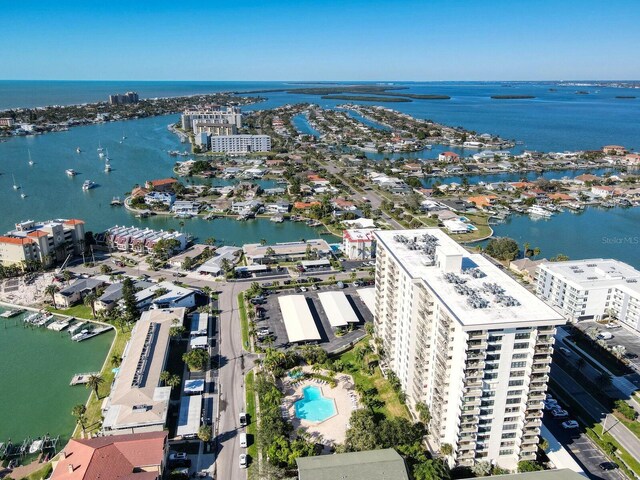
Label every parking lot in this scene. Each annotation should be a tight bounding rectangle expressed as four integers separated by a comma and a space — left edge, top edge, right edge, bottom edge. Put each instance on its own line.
251, 283, 373, 352
575, 321, 640, 372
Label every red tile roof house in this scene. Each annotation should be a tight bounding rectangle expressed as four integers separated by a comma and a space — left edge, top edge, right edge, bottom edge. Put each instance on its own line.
602, 145, 627, 156
51, 432, 167, 480
438, 151, 460, 163
625, 153, 640, 166
145, 178, 178, 192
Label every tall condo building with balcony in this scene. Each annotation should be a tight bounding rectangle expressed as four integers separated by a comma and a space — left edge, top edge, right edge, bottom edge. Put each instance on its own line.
373, 229, 565, 470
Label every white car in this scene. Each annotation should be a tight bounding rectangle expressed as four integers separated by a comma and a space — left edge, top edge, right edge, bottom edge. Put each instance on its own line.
551, 409, 569, 418
239, 454, 248, 468
562, 420, 579, 429
300, 286, 307, 292
543, 400, 558, 411
606, 323, 621, 329
169, 452, 187, 461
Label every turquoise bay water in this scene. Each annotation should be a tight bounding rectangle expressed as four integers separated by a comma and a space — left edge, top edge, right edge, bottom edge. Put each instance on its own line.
0, 114, 330, 243
0, 310, 114, 443
294, 385, 336, 422
490, 207, 640, 269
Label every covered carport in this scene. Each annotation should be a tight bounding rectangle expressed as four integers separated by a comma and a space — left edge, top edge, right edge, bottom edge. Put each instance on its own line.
317, 291, 359, 327
278, 295, 321, 343
357, 288, 376, 314
176, 394, 202, 439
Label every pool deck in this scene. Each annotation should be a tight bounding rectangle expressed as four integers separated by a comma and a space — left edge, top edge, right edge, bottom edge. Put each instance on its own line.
282, 367, 359, 447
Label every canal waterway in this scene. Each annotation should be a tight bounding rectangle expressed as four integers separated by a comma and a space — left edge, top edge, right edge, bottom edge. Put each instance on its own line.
0, 309, 114, 443
489, 206, 640, 269
292, 113, 321, 138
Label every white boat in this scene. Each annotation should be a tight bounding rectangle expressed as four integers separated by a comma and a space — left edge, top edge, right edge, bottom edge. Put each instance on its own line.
105, 148, 111, 162
24, 313, 40, 324
20, 188, 26, 199
527, 205, 553, 217
104, 162, 112, 172
97, 141, 103, 154
71, 329, 89, 341
98, 150, 105, 159
82, 180, 95, 191
12, 174, 19, 190
28, 439, 43, 454
28, 149, 34, 166
66, 168, 77, 176
76, 147, 82, 154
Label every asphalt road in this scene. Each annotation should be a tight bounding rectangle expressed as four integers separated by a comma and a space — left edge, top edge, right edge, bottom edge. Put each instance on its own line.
215, 281, 247, 480
551, 364, 640, 461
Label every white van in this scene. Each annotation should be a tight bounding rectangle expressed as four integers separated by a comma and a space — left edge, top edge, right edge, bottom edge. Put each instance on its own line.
597, 332, 613, 340
239, 432, 247, 448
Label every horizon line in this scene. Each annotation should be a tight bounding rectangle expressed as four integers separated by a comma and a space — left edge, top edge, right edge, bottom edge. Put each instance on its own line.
1, 78, 639, 83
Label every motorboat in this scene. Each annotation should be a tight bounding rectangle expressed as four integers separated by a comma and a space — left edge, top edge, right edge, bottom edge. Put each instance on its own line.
104, 162, 112, 172
66, 168, 77, 176
527, 205, 553, 217
76, 147, 82, 153
82, 180, 95, 191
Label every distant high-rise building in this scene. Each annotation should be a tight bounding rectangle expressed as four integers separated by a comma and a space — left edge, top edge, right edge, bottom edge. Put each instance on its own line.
196, 133, 271, 154
181, 106, 243, 132
373, 228, 565, 470
108, 91, 139, 105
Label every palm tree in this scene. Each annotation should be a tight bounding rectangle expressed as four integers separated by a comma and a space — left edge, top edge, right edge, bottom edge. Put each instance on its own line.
160, 370, 171, 386
597, 372, 613, 389
83, 292, 97, 318
72, 404, 87, 434
62, 269, 72, 285
44, 284, 60, 309
86, 374, 105, 399
167, 374, 181, 389
111, 354, 122, 367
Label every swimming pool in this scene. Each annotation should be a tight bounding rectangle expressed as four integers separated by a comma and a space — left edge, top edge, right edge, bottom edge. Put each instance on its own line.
294, 385, 337, 422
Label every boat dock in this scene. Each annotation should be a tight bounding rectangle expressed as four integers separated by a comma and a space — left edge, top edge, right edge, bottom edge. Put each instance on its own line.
47, 318, 71, 331
70, 372, 100, 385
73, 325, 111, 342
0, 308, 25, 318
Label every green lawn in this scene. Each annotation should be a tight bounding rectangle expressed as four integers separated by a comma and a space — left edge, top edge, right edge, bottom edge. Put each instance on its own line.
338, 339, 410, 419
614, 412, 640, 440
23, 463, 53, 480
75, 327, 130, 436
237, 293, 250, 351
47, 303, 94, 320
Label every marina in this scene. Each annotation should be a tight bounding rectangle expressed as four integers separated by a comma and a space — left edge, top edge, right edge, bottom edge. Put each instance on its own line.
0, 306, 114, 446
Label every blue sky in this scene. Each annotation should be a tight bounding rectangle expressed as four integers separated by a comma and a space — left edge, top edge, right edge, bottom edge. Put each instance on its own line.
1, 0, 639, 81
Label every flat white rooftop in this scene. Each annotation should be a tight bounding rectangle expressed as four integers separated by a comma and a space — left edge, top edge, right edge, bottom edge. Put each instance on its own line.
375, 229, 564, 328
176, 394, 202, 438
540, 259, 640, 293
357, 288, 376, 314
278, 295, 321, 343
317, 291, 359, 327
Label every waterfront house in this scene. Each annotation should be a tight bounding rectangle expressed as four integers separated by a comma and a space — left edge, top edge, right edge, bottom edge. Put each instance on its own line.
265, 201, 291, 214
438, 151, 460, 163
602, 145, 627, 156
171, 200, 201, 215
574, 173, 601, 185
591, 185, 617, 198
102, 308, 186, 434
231, 200, 263, 214
55, 278, 106, 309
168, 244, 210, 269
50, 431, 168, 480
466, 195, 498, 209
130, 186, 149, 198
509, 258, 548, 283
145, 178, 178, 192
625, 153, 640, 166
144, 191, 175, 208
263, 187, 286, 196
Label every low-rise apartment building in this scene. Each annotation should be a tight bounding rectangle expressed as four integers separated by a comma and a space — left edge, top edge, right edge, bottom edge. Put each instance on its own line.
536, 259, 640, 330
0, 218, 85, 267
342, 228, 376, 260
243, 239, 332, 265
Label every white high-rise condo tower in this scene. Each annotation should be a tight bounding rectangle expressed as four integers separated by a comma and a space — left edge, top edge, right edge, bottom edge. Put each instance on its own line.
373, 229, 565, 470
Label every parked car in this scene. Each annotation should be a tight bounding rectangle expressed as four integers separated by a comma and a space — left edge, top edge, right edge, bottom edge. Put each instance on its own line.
299, 286, 307, 292
597, 332, 614, 340
551, 409, 569, 418
606, 323, 621, 329
558, 347, 571, 356
561, 420, 579, 429
625, 352, 638, 359
239, 412, 247, 427
169, 453, 187, 461
599, 462, 619, 471
239, 454, 248, 468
